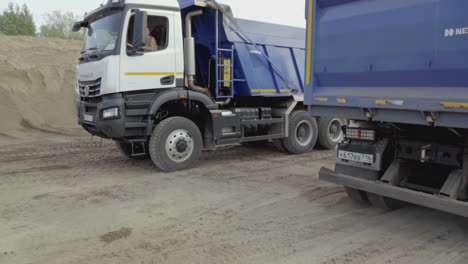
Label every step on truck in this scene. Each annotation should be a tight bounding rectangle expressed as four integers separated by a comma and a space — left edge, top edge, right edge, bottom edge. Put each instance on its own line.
72, 0, 345, 171
305, 0, 468, 217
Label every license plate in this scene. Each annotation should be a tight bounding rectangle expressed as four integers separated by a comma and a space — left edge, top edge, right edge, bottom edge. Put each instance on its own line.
83, 114, 94, 123
338, 150, 374, 164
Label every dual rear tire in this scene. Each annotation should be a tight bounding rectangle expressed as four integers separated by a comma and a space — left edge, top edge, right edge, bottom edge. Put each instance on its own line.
273, 114, 345, 153
274, 110, 318, 154
317, 117, 346, 150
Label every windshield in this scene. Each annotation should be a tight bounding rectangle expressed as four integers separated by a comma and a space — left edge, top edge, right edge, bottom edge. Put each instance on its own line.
83, 11, 123, 55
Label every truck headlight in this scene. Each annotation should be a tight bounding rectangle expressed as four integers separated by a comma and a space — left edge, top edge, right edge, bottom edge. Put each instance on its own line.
102, 107, 120, 119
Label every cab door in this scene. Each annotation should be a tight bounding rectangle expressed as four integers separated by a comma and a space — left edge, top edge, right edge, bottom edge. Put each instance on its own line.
120, 9, 178, 92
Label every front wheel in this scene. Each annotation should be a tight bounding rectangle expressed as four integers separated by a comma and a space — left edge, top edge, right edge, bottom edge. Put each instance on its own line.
282, 111, 318, 154
149, 117, 203, 172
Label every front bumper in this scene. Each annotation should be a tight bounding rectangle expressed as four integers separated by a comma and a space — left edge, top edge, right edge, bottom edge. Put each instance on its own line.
76, 94, 150, 139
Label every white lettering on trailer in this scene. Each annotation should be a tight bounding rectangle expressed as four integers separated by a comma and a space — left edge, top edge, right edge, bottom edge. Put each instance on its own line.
444, 27, 468, 37
445, 28, 455, 37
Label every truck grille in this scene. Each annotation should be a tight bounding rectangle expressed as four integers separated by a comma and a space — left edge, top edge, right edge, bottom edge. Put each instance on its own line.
79, 78, 101, 98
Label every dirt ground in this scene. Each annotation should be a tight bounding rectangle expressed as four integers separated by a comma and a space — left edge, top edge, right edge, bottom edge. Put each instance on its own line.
1, 129, 468, 264
0, 34, 81, 132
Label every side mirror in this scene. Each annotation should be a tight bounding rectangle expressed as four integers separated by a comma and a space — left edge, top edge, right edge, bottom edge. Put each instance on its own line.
72, 21, 87, 32
133, 10, 148, 49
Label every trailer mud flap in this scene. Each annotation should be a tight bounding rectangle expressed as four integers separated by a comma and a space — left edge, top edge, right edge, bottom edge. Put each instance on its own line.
319, 167, 468, 217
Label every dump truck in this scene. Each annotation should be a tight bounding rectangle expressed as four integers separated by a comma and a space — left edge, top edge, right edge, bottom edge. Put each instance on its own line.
72, 0, 345, 171
305, 0, 468, 217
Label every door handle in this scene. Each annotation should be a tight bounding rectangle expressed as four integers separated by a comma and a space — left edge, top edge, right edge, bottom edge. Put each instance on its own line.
161, 75, 175, 85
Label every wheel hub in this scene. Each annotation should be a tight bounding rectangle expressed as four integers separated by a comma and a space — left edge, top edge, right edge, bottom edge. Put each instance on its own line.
329, 119, 344, 142
296, 121, 313, 147
298, 127, 306, 137
176, 139, 188, 153
166, 129, 194, 163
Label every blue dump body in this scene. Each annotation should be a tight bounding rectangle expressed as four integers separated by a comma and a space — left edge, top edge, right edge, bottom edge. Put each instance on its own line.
179, 0, 306, 98
304, 0, 468, 129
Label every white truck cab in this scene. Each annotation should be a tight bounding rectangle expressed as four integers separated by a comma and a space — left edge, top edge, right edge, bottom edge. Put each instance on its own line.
76, 0, 183, 97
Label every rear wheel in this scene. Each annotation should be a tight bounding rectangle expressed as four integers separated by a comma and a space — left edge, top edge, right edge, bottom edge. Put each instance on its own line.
367, 193, 407, 211
149, 117, 203, 172
282, 111, 318, 154
115, 141, 149, 160
317, 117, 346, 150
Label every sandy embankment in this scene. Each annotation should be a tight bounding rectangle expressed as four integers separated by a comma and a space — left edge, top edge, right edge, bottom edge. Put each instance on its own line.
0, 34, 82, 135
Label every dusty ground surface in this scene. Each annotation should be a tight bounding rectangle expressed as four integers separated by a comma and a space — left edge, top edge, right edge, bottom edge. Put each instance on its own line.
0, 129, 467, 264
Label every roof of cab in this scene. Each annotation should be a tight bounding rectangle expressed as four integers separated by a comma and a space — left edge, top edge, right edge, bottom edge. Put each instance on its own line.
125, 0, 180, 8
84, 0, 206, 21
124, 0, 209, 9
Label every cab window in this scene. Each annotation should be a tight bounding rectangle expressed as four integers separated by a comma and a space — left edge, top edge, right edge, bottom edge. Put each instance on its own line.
127, 15, 169, 52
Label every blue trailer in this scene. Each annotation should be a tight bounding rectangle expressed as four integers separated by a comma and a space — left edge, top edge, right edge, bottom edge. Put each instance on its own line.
73, 0, 345, 171
305, 0, 468, 216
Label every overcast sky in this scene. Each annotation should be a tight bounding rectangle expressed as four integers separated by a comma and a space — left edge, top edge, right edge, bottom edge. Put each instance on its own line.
0, 0, 306, 28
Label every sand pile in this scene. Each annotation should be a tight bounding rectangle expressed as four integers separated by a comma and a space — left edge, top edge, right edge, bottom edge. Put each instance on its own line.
0, 34, 82, 133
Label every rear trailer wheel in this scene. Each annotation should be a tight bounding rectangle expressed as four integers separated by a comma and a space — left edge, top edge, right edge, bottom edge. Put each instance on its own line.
282, 111, 318, 154
116, 141, 149, 160
149, 117, 203, 172
367, 193, 407, 211
318, 117, 346, 150
344, 187, 370, 204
